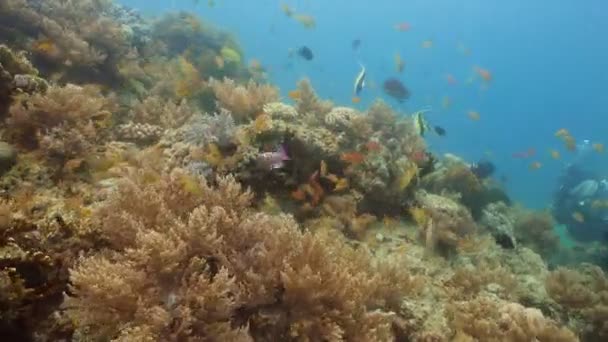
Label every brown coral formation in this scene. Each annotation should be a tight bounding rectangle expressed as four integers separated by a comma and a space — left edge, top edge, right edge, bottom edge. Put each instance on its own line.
0, 2, 602, 341
65, 170, 419, 340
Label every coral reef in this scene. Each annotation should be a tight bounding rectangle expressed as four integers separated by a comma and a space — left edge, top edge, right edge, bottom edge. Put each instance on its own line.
65, 169, 420, 340
0, 3, 601, 341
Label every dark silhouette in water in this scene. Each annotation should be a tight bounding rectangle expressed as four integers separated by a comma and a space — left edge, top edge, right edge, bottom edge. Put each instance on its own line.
434, 125, 446, 136
297, 46, 314, 60
470, 160, 495, 179
382, 78, 410, 102
351, 39, 361, 50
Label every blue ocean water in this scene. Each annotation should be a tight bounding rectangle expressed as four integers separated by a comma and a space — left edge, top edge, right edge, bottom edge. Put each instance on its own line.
122, 0, 608, 209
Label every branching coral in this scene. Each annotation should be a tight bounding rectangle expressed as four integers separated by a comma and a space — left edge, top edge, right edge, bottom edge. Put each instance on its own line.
6, 84, 116, 164
209, 77, 279, 122
66, 169, 419, 340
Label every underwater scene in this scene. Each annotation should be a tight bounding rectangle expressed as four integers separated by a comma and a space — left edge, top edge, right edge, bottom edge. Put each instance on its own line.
0, 0, 608, 340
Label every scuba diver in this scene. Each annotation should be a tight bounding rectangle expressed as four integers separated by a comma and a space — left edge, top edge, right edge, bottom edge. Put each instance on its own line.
552, 140, 608, 242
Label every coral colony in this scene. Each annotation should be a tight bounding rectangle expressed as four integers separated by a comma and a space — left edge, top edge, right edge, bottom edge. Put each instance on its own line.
0, 1, 605, 341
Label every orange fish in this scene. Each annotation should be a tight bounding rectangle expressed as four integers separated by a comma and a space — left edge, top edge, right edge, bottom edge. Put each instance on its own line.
421, 40, 433, 49
291, 188, 306, 201
32, 38, 58, 56
563, 136, 577, 151
394, 22, 411, 32
288, 90, 301, 100
446, 74, 457, 85
474, 67, 492, 82
529, 161, 542, 170
467, 111, 481, 121
340, 152, 365, 164
365, 141, 382, 152
351, 96, 361, 104
550, 149, 561, 160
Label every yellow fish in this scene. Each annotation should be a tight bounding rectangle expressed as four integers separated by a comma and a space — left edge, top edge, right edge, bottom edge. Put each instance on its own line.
529, 161, 542, 170
593, 143, 604, 153
394, 53, 405, 73
550, 149, 561, 160
467, 111, 480, 121
398, 162, 418, 190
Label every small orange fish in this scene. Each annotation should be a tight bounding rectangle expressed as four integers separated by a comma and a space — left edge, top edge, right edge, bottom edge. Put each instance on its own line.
291, 188, 306, 201
394, 22, 411, 32
572, 211, 585, 223
365, 140, 382, 152
564, 136, 577, 151
474, 66, 492, 82
421, 40, 433, 49
340, 152, 365, 164
32, 38, 58, 56
467, 111, 480, 121
351, 96, 361, 104
288, 90, 301, 100
593, 143, 604, 153
446, 74, 457, 85
529, 161, 542, 170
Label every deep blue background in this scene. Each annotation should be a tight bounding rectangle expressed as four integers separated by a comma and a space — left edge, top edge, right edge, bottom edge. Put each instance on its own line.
121, 0, 608, 209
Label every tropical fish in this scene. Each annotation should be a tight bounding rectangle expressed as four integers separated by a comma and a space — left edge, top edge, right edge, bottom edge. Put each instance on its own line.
470, 160, 495, 179
434, 126, 447, 136
446, 74, 457, 85
413, 111, 431, 136
281, 3, 294, 17
512, 148, 536, 159
550, 149, 561, 159
394, 22, 411, 32
572, 211, 585, 223
256, 145, 290, 170
288, 89, 301, 100
555, 128, 570, 138
395, 53, 405, 73
383, 78, 410, 102
353, 63, 366, 96
474, 66, 493, 82
421, 40, 433, 48
441, 96, 452, 109
340, 152, 365, 164
593, 143, 605, 153
467, 111, 481, 121
297, 46, 314, 60
352, 39, 362, 50
351, 96, 361, 104
398, 162, 419, 190
365, 140, 382, 152
529, 161, 542, 170
294, 14, 316, 29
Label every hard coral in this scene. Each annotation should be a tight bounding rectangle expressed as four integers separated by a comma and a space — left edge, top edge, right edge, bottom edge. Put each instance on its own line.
448, 297, 578, 341
66, 169, 416, 341
414, 191, 476, 254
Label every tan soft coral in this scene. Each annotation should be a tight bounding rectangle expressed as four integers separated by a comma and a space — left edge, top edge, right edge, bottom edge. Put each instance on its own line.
65, 169, 419, 341
209, 77, 279, 122
6, 84, 115, 162
294, 78, 333, 119
546, 265, 608, 339
513, 210, 560, 259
